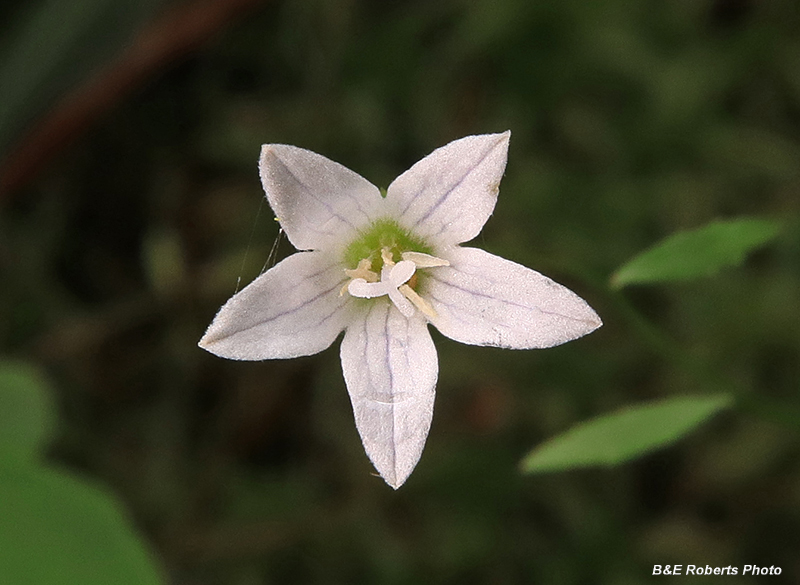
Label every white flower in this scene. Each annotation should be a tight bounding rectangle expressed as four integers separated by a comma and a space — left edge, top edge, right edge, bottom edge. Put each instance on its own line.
199, 131, 601, 488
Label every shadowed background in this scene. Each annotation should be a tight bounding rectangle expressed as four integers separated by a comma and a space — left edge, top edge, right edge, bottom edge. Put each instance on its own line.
1, 0, 799, 583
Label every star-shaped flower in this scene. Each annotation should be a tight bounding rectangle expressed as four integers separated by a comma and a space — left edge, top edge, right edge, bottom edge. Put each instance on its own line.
199, 132, 601, 488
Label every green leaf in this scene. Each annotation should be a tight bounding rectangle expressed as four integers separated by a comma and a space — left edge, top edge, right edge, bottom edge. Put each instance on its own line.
0, 362, 163, 583
611, 218, 782, 288
0, 360, 55, 462
520, 395, 733, 474
0, 464, 163, 585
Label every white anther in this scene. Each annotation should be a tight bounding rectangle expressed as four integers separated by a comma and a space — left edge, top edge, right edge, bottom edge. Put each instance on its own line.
342, 258, 379, 296
398, 284, 437, 319
401, 251, 450, 268
344, 258, 378, 282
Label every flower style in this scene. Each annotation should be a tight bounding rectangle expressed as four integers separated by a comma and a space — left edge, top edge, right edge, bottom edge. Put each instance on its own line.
199, 132, 601, 488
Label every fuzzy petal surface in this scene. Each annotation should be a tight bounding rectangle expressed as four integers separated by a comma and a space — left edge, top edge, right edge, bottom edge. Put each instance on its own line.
260, 144, 382, 252
199, 252, 350, 360
340, 300, 438, 488
425, 247, 602, 349
386, 132, 510, 246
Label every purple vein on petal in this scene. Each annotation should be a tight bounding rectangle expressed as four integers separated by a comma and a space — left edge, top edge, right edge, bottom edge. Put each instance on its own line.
426, 272, 597, 324
203, 278, 347, 344
399, 138, 501, 228
266, 150, 361, 232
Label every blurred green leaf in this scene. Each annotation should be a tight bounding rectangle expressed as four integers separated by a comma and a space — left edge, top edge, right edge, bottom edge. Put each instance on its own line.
0, 361, 163, 584
0, 464, 163, 585
611, 218, 782, 288
520, 395, 733, 474
0, 360, 55, 463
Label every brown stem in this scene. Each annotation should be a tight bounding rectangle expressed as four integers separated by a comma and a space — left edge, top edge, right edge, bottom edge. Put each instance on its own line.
0, 0, 264, 200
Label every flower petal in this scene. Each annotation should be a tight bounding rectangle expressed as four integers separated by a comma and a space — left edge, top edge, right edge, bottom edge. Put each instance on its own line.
199, 252, 350, 360
425, 247, 602, 349
340, 300, 438, 489
386, 132, 510, 246
260, 144, 382, 251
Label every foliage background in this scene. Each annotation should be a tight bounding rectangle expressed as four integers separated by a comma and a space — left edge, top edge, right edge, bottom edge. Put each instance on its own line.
2, 0, 800, 583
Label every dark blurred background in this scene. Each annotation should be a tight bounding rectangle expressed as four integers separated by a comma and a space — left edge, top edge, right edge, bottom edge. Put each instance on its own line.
1, 0, 799, 583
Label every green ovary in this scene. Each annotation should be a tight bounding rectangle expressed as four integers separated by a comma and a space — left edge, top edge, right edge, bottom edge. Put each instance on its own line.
343, 218, 433, 273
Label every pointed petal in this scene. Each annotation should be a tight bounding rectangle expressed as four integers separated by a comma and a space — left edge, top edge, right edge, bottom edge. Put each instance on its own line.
199, 252, 350, 360
425, 247, 602, 349
386, 132, 510, 246
260, 144, 382, 251
340, 301, 438, 488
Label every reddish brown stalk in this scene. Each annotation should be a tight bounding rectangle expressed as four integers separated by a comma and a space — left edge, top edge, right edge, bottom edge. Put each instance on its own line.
0, 0, 264, 200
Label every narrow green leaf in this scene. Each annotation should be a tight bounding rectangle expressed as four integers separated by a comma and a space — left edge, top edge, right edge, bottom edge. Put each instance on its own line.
611, 218, 782, 288
0, 464, 163, 585
0, 360, 55, 462
520, 395, 733, 474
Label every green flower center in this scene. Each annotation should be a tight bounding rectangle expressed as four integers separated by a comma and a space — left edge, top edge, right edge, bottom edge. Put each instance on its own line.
343, 218, 433, 273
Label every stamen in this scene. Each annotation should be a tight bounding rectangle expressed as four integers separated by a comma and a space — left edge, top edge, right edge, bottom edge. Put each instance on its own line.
381, 247, 395, 267
347, 260, 417, 318
398, 284, 437, 318
401, 251, 449, 268
345, 258, 378, 282
343, 248, 449, 318
342, 258, 378, 296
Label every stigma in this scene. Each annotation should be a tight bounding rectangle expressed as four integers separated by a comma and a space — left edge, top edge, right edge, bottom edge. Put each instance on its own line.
344, 247, 448, 318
